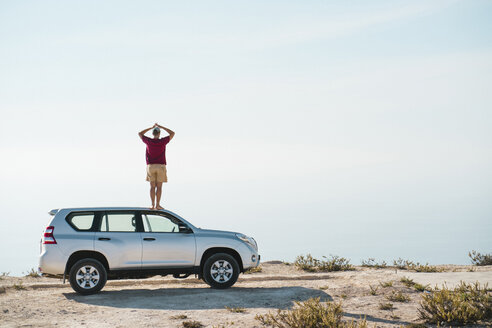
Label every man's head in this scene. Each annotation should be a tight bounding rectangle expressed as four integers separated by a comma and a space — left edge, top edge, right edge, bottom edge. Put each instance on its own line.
152, 127, 160, 138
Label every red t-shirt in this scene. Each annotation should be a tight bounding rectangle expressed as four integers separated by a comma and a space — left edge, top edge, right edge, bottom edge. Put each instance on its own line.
141, 135, 170, 165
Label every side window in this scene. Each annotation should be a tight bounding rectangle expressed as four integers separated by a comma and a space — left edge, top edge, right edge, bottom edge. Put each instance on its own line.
100, 213, 138, 232
67, 213, 95, 231
142, 214, 179, 233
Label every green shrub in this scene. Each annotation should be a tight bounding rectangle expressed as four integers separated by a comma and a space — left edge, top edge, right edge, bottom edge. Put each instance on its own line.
361, 258, 387, 268
469, 250, 492, 266
392, 259, 443, 272
294, 254, 354, 272
379, 281, 393, 288
418, 282, 492, 325
400, 277, 415, 287
400, 277, 429, 292
255, 297, 367, 328
393, 258, 415, 270
386, 291, 410, 303
413, 283, 430, 292
412, 263, 443, 273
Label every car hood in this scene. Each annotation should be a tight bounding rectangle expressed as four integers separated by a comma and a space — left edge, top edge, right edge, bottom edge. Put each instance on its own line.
194, 228, 239, 237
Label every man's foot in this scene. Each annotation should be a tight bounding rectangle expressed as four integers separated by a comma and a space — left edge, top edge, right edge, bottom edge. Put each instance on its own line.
156, 205, 164, 210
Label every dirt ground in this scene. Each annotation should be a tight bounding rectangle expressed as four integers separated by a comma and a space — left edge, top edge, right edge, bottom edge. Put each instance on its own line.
0, 262, 491, 328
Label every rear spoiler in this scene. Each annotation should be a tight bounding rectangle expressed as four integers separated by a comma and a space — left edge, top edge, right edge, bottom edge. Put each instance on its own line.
48, 209, 59, 216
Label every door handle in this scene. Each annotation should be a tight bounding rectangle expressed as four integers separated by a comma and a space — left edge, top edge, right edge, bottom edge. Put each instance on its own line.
98, 237, 111, 241
143, 237, 156, 241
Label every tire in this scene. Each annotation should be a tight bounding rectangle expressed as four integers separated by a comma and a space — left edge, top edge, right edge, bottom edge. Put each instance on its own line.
202, 253, 240, 289
69, 258, 107, 295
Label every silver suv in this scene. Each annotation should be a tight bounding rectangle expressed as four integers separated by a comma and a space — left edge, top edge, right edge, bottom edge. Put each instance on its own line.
39, 207, 260, 295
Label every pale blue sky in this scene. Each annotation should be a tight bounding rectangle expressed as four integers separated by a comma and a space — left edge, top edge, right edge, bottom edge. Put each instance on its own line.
0, 0, 491, 275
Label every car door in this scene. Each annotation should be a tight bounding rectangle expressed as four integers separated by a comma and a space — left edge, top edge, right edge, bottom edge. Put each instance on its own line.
140, 211, 196, 268
94, 211, 142, 269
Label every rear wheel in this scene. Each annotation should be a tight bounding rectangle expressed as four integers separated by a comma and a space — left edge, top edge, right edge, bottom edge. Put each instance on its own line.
203, 253, 239, 289
69, 259, 107, 295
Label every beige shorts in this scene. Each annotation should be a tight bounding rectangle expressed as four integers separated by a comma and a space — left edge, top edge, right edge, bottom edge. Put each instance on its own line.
146, 164, 168, 183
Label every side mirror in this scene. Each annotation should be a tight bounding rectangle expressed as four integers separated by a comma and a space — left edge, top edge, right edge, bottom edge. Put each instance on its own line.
179, 225, 193, 234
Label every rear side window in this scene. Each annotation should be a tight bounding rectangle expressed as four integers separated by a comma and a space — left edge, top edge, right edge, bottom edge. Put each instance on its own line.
100, 212, 138, 232
66, 212, 96, 231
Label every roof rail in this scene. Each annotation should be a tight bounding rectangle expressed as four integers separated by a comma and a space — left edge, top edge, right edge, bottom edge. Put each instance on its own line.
48, 209, 59, 216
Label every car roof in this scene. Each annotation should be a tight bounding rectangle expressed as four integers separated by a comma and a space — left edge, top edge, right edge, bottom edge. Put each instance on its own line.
52, 207, 196, 228
59, 207, 170, 211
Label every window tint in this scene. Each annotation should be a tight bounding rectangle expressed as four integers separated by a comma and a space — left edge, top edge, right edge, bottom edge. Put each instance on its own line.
67, 213, 95, 231
142, 214, 179, 233
100, 213, 138, 232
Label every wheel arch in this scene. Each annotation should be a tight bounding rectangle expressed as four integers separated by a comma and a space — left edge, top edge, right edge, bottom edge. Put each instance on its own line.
65, 250, 110, 274
200, 247, 244, 272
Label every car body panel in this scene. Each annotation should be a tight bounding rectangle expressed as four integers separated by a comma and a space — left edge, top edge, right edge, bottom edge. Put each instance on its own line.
141, 232, 196, 267
94, 232, 143, 269
39, 207, 260, 277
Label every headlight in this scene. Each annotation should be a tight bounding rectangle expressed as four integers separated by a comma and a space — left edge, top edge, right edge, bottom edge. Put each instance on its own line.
236, 233, 257, 250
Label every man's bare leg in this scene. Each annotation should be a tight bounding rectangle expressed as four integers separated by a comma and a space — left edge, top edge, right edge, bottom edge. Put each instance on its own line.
150, 181, 157, 209
155, 182, 163, 209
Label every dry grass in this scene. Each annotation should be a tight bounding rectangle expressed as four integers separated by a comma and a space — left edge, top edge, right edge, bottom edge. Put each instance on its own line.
225, 306, 246, 313
182, 320, 204, 328
361, 258, 387, 269
369, 285, 378, 296
12, 283, 26, 291
418, 282, 492, 325
170, 314, 188, 320
378, 302, 394, 311
294, 254, 354, 272
24, 268, 41, 278
245, 266, 263, 274
255, 297, 367, 328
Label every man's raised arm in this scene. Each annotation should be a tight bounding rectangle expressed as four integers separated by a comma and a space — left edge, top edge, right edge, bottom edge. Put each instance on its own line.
138, 125, 155, 139
155, 123, 175, 141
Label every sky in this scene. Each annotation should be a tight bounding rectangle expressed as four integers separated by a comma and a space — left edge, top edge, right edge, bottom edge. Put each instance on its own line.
0, 0, 491, 275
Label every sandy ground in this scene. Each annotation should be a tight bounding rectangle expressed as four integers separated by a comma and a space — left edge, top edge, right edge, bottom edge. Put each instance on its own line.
0, 263, 491, 328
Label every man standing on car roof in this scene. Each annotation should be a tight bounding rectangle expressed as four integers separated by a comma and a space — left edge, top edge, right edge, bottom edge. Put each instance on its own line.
138, 123, 175, 210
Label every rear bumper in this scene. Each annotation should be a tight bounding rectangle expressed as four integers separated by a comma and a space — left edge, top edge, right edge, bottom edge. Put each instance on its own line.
39, 245, 67, 275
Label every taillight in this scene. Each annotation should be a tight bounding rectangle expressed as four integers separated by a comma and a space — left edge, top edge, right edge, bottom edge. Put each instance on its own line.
43, 226, 57, 244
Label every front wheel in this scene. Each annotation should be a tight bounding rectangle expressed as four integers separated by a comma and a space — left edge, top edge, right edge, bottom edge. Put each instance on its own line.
69, 259, 107, 295
203, 253, 240, 289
